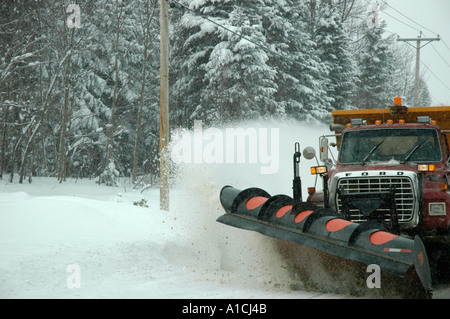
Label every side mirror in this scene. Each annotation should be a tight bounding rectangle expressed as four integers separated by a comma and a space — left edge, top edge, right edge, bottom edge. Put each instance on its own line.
319, 136, 329, 163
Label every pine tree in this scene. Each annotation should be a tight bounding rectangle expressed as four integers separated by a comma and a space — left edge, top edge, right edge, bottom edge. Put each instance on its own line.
354, 20, 396, 109
171, 0, 279, 125
67, 0, 153, 182
170, 0, 228, 127
0, 0, 52, 182
389, 41, 415, 101
132, 0, 159, 184
262, 0, 331, 121
314, 2, 357, 110
201, 2, 278, 121
406, 77, 432, 107
418, 78, 432, 106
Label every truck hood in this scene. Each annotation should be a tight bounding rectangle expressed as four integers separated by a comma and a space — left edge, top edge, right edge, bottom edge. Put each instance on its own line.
334, 161, 420, 175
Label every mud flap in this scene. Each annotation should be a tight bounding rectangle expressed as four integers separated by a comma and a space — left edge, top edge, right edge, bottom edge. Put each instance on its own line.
217, 186, 432, 297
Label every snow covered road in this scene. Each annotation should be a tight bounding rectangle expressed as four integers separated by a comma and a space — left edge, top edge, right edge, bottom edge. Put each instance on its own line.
2, 119, 448, 299
0, 120, 345, 299
0, 177, 346, 299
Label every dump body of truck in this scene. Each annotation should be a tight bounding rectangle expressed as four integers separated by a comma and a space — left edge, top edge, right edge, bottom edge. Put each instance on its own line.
331, 106, 450, 150
332, 106, 450, 131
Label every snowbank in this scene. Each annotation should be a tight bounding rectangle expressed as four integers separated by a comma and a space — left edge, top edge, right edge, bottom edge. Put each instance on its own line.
0, 119, 349, 299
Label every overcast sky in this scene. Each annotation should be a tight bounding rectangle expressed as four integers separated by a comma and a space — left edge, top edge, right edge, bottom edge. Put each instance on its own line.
381, 0, 450, 106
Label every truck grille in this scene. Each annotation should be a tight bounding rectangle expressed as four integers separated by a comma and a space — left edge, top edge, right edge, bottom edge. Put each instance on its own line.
336, 176, 415, 223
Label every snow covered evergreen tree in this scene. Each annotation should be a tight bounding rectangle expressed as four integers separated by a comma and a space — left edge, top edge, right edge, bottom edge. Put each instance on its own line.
201, 2, 279, 121
0, 0, 55, 182
171, 0, 279, 125
405, 77, 432, 107
389, 41, 415, 101
170, 0, 228, 127
260, 0, 332, 121
418, 78, 432, 106
313, 1, 357, 110
1, 0, 439, 185
67, 0, 158, 181
354, 19, 396, 109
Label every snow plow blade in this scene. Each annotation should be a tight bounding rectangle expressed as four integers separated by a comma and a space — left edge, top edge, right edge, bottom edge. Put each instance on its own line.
217, 185, 432, 297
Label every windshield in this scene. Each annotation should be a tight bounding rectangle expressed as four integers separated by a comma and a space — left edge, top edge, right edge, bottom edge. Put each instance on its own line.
338, 128, 442, 164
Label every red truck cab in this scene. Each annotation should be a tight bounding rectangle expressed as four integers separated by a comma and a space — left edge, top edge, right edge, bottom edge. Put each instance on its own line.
307, 100, 450, 238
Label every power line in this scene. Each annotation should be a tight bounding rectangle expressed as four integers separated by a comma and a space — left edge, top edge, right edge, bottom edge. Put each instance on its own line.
174, 0, 450, 98
400, 42, 450, 100
430, 43, 450, 70
402, 43, 450, 92
381, 0, 439, 36
381, 1, 450, 60
420, 61, 450, 92
380, 1, 450, 94
168, 0, 282, 58
380, 8, 422, 33
397, 34, 441, 106
441, 39, 450, 55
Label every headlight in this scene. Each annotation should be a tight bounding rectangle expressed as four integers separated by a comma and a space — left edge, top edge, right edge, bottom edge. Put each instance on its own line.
418, 164, 436, 172
310, 166, 327, 175
429, 203, 446, 216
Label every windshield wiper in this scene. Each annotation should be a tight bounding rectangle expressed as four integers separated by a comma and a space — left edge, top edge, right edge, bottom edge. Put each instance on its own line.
362, 139, 385, 163
402, 139, 427, 162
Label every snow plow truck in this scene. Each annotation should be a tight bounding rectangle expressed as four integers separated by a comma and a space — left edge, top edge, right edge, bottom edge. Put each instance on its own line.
217, 97, 450, 298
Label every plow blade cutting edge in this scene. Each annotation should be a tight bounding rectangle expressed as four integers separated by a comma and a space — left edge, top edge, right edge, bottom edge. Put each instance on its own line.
217, 186, 432, 297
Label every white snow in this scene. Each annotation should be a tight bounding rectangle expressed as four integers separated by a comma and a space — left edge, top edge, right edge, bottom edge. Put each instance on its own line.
0, 119, 348, 299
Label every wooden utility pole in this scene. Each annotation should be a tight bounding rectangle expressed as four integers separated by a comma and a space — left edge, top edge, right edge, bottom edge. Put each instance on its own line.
397, 32, 440, 107
160, 0, 170, 211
